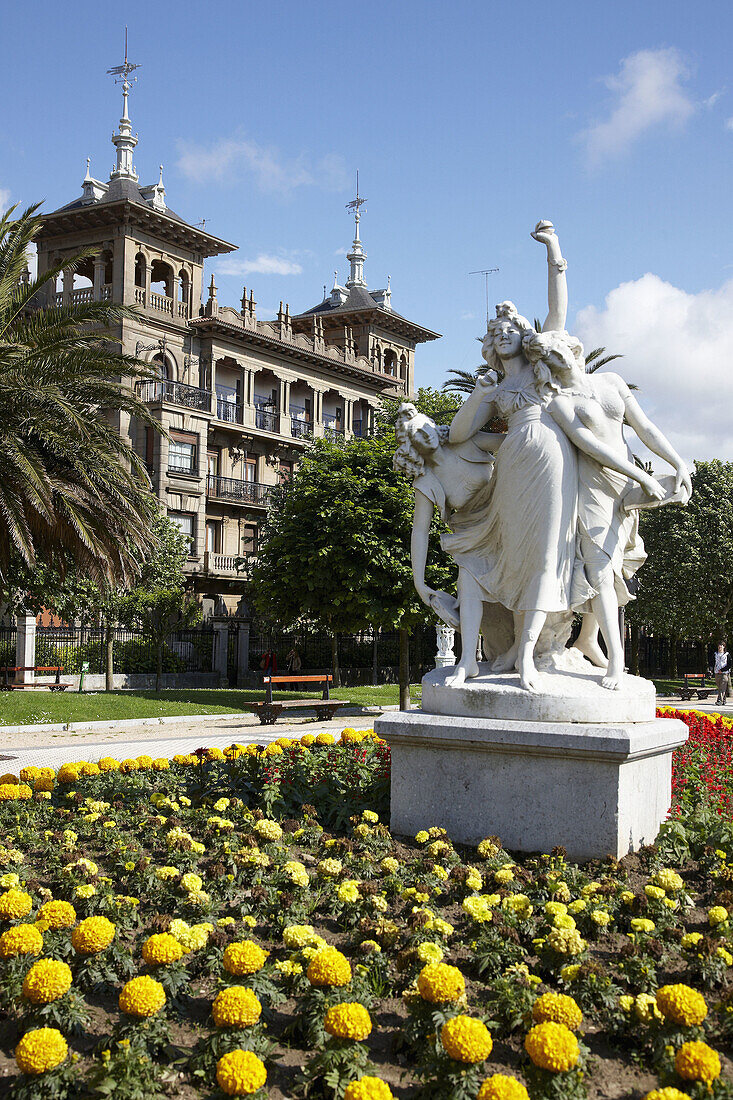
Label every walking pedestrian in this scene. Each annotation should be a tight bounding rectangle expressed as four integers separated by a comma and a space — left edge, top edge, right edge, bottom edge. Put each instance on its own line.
712, 642, 732, 705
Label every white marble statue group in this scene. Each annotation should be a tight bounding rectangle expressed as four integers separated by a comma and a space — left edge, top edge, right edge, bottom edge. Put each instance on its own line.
394, 223, 692, 694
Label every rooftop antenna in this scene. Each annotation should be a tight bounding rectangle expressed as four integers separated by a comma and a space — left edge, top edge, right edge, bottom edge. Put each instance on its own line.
107, 27, 140, 90
469, 268, 499, 330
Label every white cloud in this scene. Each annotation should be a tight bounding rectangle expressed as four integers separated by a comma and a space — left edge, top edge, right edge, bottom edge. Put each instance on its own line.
176, 132, 349, 195
217, 253, 303, 278
460, 310, 476, 321
575, 273, 733, 467
580, 48, 695, 165
0, 187, 11, 209
725, 117, 733, 131
25, 242, 37, 279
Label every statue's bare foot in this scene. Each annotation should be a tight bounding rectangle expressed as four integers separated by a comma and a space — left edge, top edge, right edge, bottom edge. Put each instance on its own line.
491, 645, 518, 674
601, 665, 623, 691
517, 652, 541, 693
572, 638, 608, 669
444, 662, 479, 688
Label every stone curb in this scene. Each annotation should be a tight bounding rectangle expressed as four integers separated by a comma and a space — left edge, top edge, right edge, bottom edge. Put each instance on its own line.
0, 703, 392, 737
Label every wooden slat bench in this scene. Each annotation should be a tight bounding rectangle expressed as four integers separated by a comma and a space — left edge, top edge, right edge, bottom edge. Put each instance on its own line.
0, 666, 70, 691
245, 673, 349, 725
678, 673, 713, 702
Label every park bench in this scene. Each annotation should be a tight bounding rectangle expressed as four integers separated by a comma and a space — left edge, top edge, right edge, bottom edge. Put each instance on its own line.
0, 665, 70, 691
678, 673, 714, 702
245, 673, 349, 725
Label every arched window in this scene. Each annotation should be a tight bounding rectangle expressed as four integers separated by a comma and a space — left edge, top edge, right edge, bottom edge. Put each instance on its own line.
383, 349, 397, 376
399, 354, 407, 380
73, 258, 93, 290
150, 259, 173, 298
178, 269, 190, 303
134, 253, 146, 289
152, 353, 172, 381
103, 251, 114, 286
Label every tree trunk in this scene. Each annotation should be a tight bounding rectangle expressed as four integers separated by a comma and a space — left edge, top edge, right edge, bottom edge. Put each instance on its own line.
372, 628, 379, 686
156, 642, 163, 693
105, 622, 114, 692
331, 633, 340, 688
629, 621, 640, 676
399, 627, 410, 711
668, 631, 678, 679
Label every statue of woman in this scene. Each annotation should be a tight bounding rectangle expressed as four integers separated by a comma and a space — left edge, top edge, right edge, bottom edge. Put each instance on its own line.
393, 405, 514, 682
446, 225, 583, 690
523, 329, 692, 689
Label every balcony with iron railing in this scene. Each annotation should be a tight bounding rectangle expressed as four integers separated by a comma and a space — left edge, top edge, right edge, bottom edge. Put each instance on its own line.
206, 476, 271, 506
255, 407, 278, 432
136, 379, 211, 413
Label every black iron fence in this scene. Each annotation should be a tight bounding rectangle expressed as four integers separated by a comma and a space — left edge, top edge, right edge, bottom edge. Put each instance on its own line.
0, 625, 215, 676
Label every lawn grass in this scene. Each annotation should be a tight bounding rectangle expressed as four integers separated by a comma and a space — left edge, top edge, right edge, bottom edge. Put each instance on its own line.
0, 683, 421, 726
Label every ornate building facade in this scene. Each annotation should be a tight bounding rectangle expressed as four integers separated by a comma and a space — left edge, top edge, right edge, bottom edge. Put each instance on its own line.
33, 74, 439, 613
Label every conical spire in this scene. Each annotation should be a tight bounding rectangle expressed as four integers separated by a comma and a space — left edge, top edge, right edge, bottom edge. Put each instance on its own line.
108, 30, 140, 182
345, 172, 367, 289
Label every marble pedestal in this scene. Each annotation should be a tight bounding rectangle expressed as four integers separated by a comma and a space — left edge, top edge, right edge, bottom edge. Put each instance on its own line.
376, 669, 688, 862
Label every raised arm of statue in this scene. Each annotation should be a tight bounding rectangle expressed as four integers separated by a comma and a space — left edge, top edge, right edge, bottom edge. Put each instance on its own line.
531, 221, 568, 333
449, 372, 498, 443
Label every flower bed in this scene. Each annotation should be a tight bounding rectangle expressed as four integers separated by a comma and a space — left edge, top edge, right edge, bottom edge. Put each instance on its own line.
0, 719, 730, 1098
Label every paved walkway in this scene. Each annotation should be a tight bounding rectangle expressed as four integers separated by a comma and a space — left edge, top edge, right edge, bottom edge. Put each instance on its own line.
656, 695, 733, 715
0, 713, 379, 775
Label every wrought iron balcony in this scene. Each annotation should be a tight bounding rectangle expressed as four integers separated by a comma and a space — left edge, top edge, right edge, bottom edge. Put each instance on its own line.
206, 476, 271, 506
216, 398, 243, 424
255, 408, 278, 432
136, 379, 211, 412
291, 419, 314, 439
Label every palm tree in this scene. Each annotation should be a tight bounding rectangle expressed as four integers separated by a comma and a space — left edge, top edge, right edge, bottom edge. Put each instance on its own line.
0, 204, 161, 595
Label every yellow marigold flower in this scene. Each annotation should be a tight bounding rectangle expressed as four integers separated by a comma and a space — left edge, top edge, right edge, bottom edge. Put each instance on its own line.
681, 932, 703, 950
316, 732, 335, 745
560, 964, 581, 983
708, 905, 728, 926
119, 975, 166, 1017
416, 962, 465, 1004
264, 744, 282, 756
34, 776, 55, 792
14, 1028, 67, 1074
71, 916, 115, 955
212, 986, 262, 1028
652, 869, 684, 892
119, 759, 139, 773
674, 1041, 721, 1083
55, 764, 81, 784
0, 924, 43, 957
477, 838, 500, 859
180, 872, 203, 893
440, 1016, 493, 1063
645, 885, 666, 901
223, 941, 269, 976
643, 1090, 693, 1100
634, 993, 662, 1024
22, 959, 72, 1004
282, 924, 319, 949
254, 819, 282, 842
307, 947, 352, 987
0, 783, 32, 800
630, 918, 656, 934
656, 985, 708, 1027
299, 734, 316, 747
532, 992, 583, 1031
0, 888, 33, 920
97, 757, 120, 772
337, 880, 361, 904
478, 1074, 530, 1100
494, 867, 514, 885
546, 927, 585, 956
317, 857, 343, 878
344, 1078, 394, 1100
324, 1001, 372, 1041
79, 762, 99, 776
152, 758, 169, 770
283, 861, 309, 888
524, 1021, 580, 1072
142, 933, 185, 966
416, 942, 444, 965
216, 1049, 267, 1095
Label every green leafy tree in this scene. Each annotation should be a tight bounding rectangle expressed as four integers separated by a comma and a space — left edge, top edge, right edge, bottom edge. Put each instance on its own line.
118, 514, 200, 691
251, 399, 456, 708
0, 203, 161, 600
628, 461, 733, 675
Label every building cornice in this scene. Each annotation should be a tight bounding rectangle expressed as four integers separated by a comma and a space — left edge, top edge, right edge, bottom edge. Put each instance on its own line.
190, 316, 402, 389
35, 201, 236, 258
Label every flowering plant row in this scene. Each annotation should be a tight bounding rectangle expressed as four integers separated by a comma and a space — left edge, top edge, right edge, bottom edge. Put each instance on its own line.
0, 719, 730, 1098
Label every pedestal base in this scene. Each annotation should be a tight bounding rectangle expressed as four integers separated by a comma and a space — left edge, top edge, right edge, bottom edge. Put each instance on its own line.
375, 711, 688, 862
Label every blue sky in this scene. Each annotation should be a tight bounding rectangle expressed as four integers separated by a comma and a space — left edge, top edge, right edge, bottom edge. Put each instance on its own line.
2, 0, 732, 463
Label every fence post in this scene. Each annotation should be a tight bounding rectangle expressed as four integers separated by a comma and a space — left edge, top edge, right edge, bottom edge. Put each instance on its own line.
15, 614, 36, 684
237, 621, 250, 686
213, 618, 229, 685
